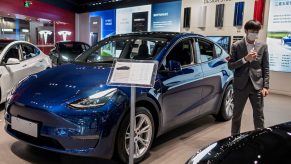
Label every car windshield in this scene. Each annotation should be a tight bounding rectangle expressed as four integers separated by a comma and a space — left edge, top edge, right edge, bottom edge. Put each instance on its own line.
75, 36, 168, 63
59, 42, 88, 56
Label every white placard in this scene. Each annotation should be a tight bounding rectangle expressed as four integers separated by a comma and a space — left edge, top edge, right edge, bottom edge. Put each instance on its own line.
11, 116, 38, 138
108, 60, 158, 87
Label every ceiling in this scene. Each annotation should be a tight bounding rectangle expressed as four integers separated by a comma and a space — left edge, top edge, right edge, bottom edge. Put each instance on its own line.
38, 0, 178, 13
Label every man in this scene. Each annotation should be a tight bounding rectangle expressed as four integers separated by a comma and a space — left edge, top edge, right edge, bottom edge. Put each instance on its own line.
228, 20, 270, 136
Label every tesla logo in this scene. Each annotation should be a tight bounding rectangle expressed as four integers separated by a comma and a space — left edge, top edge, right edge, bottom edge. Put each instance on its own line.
58, 31, 71, 41
38, 30, 52, 44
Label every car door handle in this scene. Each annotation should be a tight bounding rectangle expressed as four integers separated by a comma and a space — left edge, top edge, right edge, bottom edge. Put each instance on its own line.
22, 64, 27, 67
39, 60, 44, 62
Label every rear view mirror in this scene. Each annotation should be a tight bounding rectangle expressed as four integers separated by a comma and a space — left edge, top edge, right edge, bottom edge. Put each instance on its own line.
6, 58, 20, 65
168, 60, 182, 72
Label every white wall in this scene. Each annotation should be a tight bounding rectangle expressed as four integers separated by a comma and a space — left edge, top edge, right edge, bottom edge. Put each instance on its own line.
181, 0, 256, 42
75, 13, 90, 45
181, 0, 291, 96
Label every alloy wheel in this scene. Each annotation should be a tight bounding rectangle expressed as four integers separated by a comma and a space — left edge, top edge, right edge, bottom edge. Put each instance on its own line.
225, 87, 234, 117
124, 113, 153, 159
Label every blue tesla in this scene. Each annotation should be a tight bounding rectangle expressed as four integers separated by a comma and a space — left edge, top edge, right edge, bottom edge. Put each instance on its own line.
4, 32, 233, 163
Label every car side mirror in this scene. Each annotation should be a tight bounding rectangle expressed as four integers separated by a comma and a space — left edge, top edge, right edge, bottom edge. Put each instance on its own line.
168, 60, 182, 72
6, 58, 20, 65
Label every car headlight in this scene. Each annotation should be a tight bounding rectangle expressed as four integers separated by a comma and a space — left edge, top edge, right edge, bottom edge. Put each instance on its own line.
61, 55, 69, 61
69, 88, 118, 109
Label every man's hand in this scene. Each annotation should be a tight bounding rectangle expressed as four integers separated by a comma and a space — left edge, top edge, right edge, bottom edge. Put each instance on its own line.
244, 52, 257, 62
261, 88, 269, 97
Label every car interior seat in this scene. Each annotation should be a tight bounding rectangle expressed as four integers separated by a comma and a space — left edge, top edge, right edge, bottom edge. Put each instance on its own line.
134, 43, 149, 60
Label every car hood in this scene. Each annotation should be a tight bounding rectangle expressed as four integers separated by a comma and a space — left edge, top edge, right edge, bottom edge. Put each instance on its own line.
12, 63, 114, 107
187, 121, 291, 164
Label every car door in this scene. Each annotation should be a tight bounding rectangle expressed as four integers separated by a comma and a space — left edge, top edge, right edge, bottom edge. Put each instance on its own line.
195, 38, 226, 115
0, 44, 24, 100
159, 38, 204, 130
20, 43, 46, 74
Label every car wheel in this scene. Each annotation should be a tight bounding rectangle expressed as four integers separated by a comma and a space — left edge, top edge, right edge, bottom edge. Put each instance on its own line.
216, 84, 234, 121
117, 107, 155, 163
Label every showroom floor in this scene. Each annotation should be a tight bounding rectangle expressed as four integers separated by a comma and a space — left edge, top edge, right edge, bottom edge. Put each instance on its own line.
0, 94, 290, 164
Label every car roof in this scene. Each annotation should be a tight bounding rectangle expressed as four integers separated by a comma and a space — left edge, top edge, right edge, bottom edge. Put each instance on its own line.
57, 41, 89, 45
108, 32, 204, 40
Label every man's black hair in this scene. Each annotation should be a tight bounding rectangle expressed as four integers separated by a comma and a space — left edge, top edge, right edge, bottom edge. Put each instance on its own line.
244, 20, 262, 31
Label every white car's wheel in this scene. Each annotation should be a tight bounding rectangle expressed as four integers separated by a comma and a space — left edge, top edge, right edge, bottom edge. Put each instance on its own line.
216, 84, 234, 121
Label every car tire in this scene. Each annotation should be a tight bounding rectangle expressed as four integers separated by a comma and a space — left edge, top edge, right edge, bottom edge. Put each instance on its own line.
117, 107, 155, 163
216, 84, 234, 121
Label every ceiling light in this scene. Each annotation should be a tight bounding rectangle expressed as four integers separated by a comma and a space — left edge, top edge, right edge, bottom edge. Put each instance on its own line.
22, 29, 29, 33
2, 29, 13, 32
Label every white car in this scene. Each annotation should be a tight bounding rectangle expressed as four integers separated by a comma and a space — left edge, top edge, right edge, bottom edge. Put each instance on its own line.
0, 40, 52, 103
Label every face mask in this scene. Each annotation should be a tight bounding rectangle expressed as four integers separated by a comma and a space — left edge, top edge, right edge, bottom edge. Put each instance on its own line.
247, 32, 258, 41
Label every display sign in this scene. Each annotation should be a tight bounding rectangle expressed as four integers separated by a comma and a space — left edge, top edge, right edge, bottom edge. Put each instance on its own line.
24, 1, 32, 8
132, 12, 148, 32
267, 0, 291, 72
116, 5, 151, 34
151, 1, 181, 32
89, 9, 116, 40
107, 59, 158, 88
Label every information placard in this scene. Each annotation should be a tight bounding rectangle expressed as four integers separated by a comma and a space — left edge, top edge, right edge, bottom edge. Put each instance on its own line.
267, 0, 291, 72
107, 59, 158, 88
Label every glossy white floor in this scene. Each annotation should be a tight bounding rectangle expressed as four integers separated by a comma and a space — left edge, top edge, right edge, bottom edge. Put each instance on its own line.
0, 94, 290, 164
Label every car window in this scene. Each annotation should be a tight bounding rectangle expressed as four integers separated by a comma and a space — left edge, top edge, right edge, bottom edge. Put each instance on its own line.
82, 44, 90, 50
81, 44, 86, 51
215, 44, 223, 57
59, 43, 88, 55
130, 40, 158, 60
165, 38, 194, 67
197, 39, 216, 63
77, 37, 167, 63
2, 44, 20, 63
21, 44, 40, 60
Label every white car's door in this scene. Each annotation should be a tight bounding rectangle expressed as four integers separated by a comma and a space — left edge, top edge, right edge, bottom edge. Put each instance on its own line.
20, 43, 49, 74
0, 44, 25, 102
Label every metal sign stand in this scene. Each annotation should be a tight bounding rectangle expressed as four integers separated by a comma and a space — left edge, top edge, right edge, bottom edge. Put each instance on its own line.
129, 86, 136, 164
107, 59, 158, 164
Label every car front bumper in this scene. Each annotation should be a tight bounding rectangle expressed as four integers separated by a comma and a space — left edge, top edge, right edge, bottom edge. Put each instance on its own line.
4, 103, 126, 159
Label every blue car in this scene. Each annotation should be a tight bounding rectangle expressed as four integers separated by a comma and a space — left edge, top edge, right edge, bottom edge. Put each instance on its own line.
4, 32, 233, 163
282, 34, 291, 46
